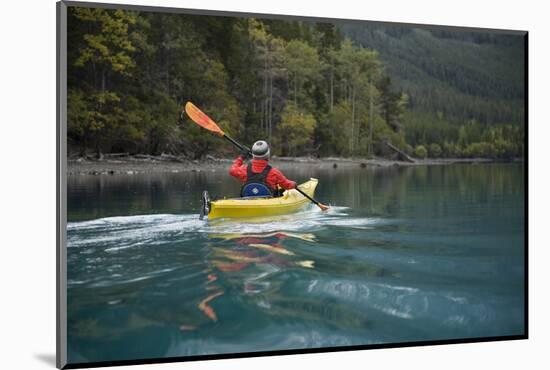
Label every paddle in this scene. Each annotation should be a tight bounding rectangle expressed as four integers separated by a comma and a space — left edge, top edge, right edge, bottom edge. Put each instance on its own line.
295, 186, 330, 211
184, 102, 330, 211
184, 102, 251, 153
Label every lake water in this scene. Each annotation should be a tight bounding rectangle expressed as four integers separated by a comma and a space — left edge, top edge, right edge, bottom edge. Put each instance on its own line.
66, 163, 525, 364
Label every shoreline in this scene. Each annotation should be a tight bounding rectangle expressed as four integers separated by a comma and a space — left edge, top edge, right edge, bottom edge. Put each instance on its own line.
66, 155, 522, 176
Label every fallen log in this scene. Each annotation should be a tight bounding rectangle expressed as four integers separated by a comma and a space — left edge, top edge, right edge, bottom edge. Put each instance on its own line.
385, 141, 416, 163
133, 154, 156, 160
205, 154, 219, 161
160, 153, 186, 162
104, 152, 130, 158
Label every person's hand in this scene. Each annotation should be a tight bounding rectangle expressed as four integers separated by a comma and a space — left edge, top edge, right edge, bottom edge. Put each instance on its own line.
291, 181, 297, 189
239, 149, 251, 160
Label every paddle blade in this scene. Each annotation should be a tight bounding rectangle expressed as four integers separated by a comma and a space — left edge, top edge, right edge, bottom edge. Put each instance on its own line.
185, 102, 225, 136
295, 186, 330, 212
318, 203, 330, 211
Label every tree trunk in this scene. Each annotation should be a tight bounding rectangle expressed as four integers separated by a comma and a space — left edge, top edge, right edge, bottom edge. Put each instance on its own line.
368, 82, 374, 156
166, 56, 170, 95
342, 79, 347, 104
269, 72, 273, 142
253, 86, 256, 115
294, 75, 298, 107
164, 51, 170, 95
265, 58, 269, 137
260, 55, 267, 131
330, 69, 334, 112
101, 69, 106, 93
95, 137, 103, 160
350, 85, 355, 155
265, 96, 269, 138
92, 62, 97, 91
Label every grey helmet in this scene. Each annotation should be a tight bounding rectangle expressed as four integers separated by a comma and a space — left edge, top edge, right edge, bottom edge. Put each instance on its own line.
251, 140, 270, 160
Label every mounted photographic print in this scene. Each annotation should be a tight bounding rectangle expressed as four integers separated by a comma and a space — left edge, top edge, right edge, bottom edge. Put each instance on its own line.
57, 1, 527, 368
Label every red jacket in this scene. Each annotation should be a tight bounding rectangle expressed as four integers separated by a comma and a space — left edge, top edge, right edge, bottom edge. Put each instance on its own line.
229, 157, 296, 190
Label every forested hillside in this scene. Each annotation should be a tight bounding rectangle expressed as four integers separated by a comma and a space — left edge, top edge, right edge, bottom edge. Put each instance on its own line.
66, 7, 525, 160
341, 24, 525, 157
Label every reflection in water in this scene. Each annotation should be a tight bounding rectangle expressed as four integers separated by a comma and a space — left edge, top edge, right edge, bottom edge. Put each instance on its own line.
67, 164, 525, 364
196, 231, 318, 323
198, 291, 224, 322
189, 230, 318, 324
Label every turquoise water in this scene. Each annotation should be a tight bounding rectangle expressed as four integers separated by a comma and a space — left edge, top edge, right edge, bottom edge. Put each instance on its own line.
66, 163, 525, 364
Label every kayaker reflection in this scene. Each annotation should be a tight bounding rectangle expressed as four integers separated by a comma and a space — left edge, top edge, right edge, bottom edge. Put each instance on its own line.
191, 232, 315, 325
229, 140, 296, 197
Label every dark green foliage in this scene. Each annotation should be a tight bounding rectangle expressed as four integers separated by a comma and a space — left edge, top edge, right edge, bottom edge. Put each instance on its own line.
275, 102, 316, 156
376, 75, 408, 132
428, 143, 442, 158
315, 22, 343, 54
67, 7, 524, 159
404, 111, 523, 159
340, 24, 525, 125
414, 145, 428, 159
404, 111, 459, 147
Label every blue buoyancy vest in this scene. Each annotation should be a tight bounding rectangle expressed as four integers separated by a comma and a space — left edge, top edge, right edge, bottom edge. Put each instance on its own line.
240, 163, 273, 197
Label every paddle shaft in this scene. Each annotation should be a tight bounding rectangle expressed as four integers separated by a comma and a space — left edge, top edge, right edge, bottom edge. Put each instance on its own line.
225, 137, 329, 211
223, 134, 250, 153
295, 187, 323, 207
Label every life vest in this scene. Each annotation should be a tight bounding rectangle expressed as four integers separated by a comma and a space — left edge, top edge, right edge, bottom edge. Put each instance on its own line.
240, 163, 274, 197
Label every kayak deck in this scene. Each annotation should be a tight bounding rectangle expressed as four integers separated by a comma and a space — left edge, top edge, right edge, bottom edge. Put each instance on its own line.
207, 178, 318, 220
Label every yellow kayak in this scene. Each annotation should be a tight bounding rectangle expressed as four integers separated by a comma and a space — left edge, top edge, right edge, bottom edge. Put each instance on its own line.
206, 178, 318, 220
